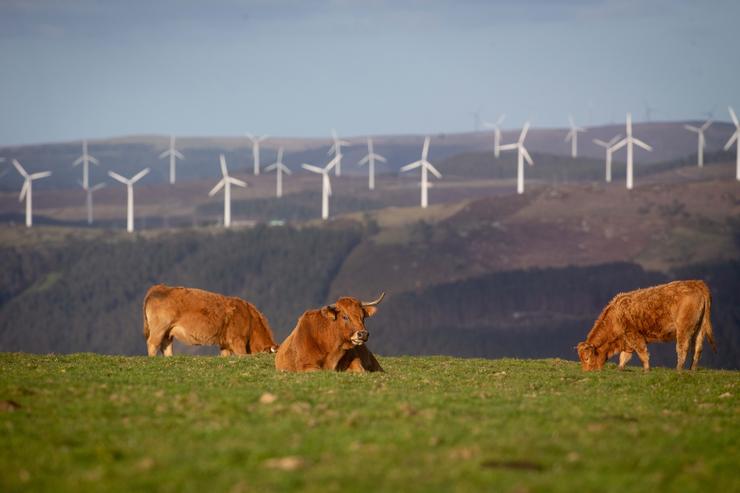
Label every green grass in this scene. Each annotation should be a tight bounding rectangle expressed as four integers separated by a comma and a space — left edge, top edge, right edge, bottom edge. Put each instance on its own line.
0, 354, 737, 493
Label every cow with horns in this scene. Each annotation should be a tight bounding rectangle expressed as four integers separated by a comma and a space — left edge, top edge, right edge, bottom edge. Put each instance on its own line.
275, 293, 386, 372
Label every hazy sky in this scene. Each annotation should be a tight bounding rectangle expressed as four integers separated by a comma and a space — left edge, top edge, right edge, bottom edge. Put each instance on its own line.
0, 0, 737, 146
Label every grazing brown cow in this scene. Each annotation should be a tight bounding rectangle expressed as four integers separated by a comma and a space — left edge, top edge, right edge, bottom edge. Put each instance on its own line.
143, 284, 278, 357
275, 293, 385, 372
577, 280, 716, 371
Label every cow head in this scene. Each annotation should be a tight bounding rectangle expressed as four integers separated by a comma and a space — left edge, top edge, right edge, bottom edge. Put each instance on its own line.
321, 292, 385, 349
576, 341, 606, 371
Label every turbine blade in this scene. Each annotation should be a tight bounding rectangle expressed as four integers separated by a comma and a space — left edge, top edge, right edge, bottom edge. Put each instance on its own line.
158, 150, 170, 159
220, 154, 228, 177
724, 132, 738, 150
130, 168, 150, 183
425, 161, 442, 179
519, 122, 530, 143
358, 155, 370, 166
107, 171, 129, 184
375, 154, 387, 163
174, 151, 184, 160
30, 171, 52, 180
88, 156, 99, 165
633, 139, 652, 151
90, 182, 107, 192
729, 107, 739, 127
282, 165, 292, 175
684, 125, 699, 132
73, 156, 84, 166
593, 139, 608, 147
422, 137, 430, 161
325, 154, 340, 172
265, 163, 277, 172
700, 120, 712, 131
498, 143, 518, 151
19, 180, 28, 202
229, 177, 247, 188
521, 147, 534, 165
610, 138, 628, 152
302, 164, 324, 174
209, 179, 225, 196
608, 134, 622, 146
12, 159, 28, 178
400, 161, 422, 172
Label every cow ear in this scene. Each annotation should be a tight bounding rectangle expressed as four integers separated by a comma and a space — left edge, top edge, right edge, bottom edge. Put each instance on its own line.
321, 306, 338, 321
363, 306, 378, 318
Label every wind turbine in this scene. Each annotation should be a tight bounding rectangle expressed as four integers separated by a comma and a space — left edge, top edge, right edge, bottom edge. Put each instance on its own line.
565, 116, 586, 158
400, 137, 442, 208
302, 154, 339, 220
12, 159, 51, 227
724, 107, 740, 181
246, 133, 269, 175
483, 114, 506, 158
357, 138, 386, 190
328, 129, 349, 176
158, 135, 184, 184
499, 122, 533, 194
81, 182, 106, 225
264, 147, 291, 198
73, 139, 99, 190
611, 113, 653, 190
592, 135, 622, 183
108, 168, 150, 233
209, 154, 247, 228
684, 120, 712, 168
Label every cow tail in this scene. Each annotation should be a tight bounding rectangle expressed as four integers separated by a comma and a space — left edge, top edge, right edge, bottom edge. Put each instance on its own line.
702, 291, 717, 353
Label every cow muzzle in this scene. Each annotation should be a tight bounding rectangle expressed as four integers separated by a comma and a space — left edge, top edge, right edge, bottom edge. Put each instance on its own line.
351, 330, 369, 346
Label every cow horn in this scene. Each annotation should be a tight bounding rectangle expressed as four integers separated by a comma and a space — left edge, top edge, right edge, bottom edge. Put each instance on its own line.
362, 292, 385, 307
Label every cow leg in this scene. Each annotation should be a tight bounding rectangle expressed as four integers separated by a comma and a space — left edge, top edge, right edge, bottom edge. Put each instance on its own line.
675, 333, 693, 371
633, 340, 650, 371
690, 332, 705, 370
230, 342, 248, 357
162, 338, 174, 357
147, 342, 160, 357
618, 351, 633, 370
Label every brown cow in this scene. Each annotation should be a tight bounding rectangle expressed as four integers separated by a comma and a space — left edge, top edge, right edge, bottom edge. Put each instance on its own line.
577, 280, 716, 371
143, 284, 278, 357
275, 293, 385, 372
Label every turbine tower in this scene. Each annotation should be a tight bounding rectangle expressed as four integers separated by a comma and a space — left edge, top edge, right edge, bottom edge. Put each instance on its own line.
725, 107, 740, 181
158, 135, 184, 184
592, 135, 622, 183
328, 129, 349, 176
611, 113, 652, 190
209, 154, 247, 228
108, 168, 150, 233
12, 159, 51, 227
73, 139, 99, 190
357, 138, 386, 190
264, 147, 291, 198
302, 154, 339, 220
81, 182, 106, 225
400, 137, 442, 208
246, 133, 269, 176
683, 120, 712, 168
499, 122, 534, 194
565, 116, 586, 158
483, 114, 506, 158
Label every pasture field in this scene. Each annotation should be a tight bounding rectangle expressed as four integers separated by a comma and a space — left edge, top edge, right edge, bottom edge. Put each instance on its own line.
0, 353, 738, 493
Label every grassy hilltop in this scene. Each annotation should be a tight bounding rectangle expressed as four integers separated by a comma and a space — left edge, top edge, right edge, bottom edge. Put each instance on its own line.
1, 353, 738, 493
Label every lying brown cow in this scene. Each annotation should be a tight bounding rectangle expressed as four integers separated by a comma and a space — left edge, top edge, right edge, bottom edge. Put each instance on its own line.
275, 293, 385, 372
577, 280, 716, 371
143, 284, 278, 356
